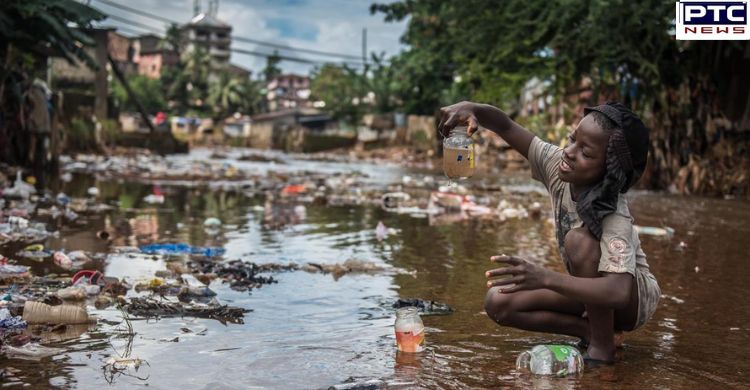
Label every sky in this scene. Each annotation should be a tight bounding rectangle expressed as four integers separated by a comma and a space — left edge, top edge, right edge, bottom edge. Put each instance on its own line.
90, 0, 408, 76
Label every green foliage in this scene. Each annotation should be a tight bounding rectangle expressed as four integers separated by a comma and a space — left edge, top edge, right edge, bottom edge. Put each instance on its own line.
99, 118, 121, 145
208, 71, 264, 119
263, 51, 282, 81
164, 23, 183, 53
111, 74, 167, 114
410, 130, 432, 152
0, 0, 105, 68
371, 0, 680, 111
310, 64, 367, 125
67, 117, 96, 151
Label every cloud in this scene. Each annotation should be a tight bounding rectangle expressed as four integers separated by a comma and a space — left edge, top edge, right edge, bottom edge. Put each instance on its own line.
91, 0, 408, 76
267, 17, 319, 41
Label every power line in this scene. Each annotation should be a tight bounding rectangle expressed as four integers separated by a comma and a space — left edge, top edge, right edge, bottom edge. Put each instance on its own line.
97, 14, 365, 67
92, 0, 365, 61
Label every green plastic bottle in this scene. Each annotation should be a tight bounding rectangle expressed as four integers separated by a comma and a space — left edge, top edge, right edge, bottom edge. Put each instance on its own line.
515, 345, 584, 376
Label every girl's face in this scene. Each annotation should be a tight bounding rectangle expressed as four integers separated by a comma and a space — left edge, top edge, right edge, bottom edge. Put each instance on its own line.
559, 115, 610, 188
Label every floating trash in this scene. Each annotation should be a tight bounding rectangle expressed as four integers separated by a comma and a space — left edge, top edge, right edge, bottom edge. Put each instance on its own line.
139, 243, 225, 257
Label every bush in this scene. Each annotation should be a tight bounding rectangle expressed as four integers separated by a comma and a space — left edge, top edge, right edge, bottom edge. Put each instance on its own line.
100, 118, 121, 145
66, 117, 97, 152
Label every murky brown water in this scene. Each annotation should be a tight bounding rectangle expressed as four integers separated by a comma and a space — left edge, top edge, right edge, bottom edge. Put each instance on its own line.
2, 149, 749, 389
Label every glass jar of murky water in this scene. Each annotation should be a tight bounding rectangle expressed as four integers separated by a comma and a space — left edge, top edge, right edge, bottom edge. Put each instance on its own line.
443, 126, 475, 180
395, 307, 425, 353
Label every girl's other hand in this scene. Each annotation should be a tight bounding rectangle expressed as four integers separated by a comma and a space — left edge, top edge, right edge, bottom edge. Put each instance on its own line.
438, 101, 481, 136
485, 255, 551, 293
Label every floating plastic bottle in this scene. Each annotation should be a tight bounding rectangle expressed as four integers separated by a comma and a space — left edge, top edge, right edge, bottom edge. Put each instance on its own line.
515, 345, 584, 376
22, 301, 91, 324
395, 306, 425, 353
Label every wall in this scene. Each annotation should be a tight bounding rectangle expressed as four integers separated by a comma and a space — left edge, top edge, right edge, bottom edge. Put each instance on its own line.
406, 115, 436, 151
248, 123, 273, 149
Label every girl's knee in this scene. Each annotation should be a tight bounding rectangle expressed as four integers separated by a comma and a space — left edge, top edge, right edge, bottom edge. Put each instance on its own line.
484, 287, 515, 324
564, 227, 601, 274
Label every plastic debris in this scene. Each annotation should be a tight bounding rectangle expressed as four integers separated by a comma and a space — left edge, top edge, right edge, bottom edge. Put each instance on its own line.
203, 217, 222, 228
375, 221, 389, 241
87, 187, 100, 197
7, 216, 29, 229
393, 298, 454, 316
2, 343, 64, 360
328, 379, 387, 390
139, 243, 225, 257
381, 192, 411, 210
2, 172, 35, 199
22, 301, 92, 324
0, 262, 31, 283
55, 192, 71, 206
24, 244, 44, 252
497, 199, 529, 220
0, 308, 27, 330
71, 270, 105, 286
635, 225, 675, 238
143, 194, 165, 204
281, 184, 306, 195
180, 273, 216, 297
56, 286, 87, 300
53, 251, 73, 270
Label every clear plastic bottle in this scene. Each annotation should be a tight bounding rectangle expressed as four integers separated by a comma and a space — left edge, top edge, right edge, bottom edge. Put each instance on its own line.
515, 345, 584, 376
394, 306, 424, 353
443, 126, 475, 180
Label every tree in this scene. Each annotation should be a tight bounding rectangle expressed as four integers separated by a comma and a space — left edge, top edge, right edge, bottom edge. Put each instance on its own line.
111, 74, 167, 114
0, 0, 105, 68
263, 51, 282, 81
310, 64, 367, 126
208, 71, 263, 119
164, 23, 183, 53
161, 48, 211, 114
372, 0, 750, 196
161, 65, 190, 114
0, 0, 104, 167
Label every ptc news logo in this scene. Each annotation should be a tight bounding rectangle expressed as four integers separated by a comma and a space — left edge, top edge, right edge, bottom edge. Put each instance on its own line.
676, 1, 750, 40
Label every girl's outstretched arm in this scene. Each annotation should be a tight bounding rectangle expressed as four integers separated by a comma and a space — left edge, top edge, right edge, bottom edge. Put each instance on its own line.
438, 101, 535, 158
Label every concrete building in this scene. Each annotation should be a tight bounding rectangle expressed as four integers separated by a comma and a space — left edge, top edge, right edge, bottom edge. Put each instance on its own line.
266, 74, 312, 111
108, 31, 136, 76
138, 49, 180, 79
182, 0, 232, 76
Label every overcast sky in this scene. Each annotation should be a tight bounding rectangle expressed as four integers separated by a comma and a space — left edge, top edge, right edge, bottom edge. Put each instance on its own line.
90, 0, 408, 76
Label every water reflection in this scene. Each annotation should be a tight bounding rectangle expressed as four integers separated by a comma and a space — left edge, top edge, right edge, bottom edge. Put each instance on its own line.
4, 162, 748, 388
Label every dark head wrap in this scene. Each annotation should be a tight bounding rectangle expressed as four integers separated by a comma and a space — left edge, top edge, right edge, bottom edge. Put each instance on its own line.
576, 102, 650, 240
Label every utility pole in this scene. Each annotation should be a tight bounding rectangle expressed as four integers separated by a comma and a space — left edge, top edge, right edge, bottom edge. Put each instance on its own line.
361, 28, 367, 66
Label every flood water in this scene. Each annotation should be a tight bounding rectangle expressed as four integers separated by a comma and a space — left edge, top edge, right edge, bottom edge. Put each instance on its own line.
2, 148, 749, 389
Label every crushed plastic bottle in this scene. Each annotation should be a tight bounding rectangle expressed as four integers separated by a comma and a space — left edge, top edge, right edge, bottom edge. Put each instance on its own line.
3, 343, 64, 360
180, 273, 216, 297
515, 345, 584, 376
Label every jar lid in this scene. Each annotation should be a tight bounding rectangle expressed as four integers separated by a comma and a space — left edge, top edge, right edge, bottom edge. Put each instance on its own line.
395, 306, 419, 317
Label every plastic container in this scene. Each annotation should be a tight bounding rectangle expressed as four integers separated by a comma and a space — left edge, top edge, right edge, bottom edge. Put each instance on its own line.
53, 251, 73, 270
395, 306, 425, 353
56, 286, 87, 300
443, 126, 475, 180
22, 301, 91, 324
515, 344, 584, 376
